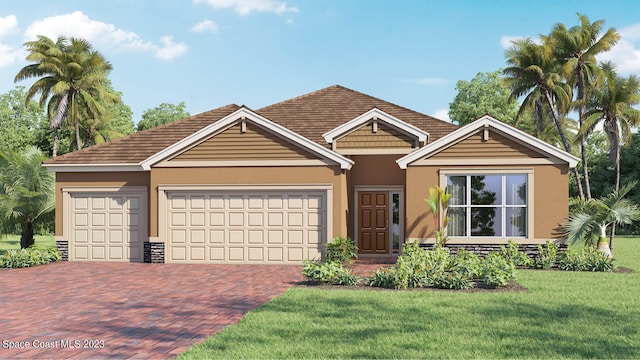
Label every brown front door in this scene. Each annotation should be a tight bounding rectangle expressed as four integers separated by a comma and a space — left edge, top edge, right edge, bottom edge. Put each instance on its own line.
358, 191, 389, 255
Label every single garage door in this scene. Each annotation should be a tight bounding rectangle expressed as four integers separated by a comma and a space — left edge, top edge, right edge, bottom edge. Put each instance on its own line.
70, 190, 147, 262
166, 190, 327, 263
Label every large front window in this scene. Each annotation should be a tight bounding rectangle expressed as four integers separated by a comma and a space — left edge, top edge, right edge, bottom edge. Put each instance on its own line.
446, 174, 527, 237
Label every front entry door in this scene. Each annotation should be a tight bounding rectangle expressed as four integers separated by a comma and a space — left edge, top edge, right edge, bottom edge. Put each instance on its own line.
358, 192, 389, 255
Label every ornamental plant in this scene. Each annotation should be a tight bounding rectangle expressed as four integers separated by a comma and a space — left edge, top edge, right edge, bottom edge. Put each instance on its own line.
425, 185, 452, 247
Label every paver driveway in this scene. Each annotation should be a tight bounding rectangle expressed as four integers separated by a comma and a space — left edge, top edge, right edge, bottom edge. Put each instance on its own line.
0, 262, 302, 359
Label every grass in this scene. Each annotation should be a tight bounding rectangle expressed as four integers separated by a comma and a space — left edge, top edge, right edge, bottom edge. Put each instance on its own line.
0, 234, 56, 256
181, 237, 640, 359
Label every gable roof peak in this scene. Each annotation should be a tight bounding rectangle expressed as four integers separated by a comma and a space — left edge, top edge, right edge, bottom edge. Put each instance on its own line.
396, 114, 579, 169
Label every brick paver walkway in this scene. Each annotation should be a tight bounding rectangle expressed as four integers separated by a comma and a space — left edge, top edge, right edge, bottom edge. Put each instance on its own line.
0, 262, 302, 359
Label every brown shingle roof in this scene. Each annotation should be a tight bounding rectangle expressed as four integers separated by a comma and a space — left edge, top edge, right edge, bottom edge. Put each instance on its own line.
45, 85, 458, 165
256, 85, 458, 148
44, 104, 241, 164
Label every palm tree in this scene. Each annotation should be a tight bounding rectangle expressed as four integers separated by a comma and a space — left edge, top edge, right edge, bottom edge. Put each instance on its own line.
80, 103, 127, 147
552, 13, 620, 200
581, 62, 640, 193
0, 146, 55, 249
14, 36, 66, 157
15, 35, 115, 156
566, 181, 640, 257
504, 37, 584, 198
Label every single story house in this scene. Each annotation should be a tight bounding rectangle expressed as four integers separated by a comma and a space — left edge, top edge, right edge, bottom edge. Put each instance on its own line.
44, 85, 578, 263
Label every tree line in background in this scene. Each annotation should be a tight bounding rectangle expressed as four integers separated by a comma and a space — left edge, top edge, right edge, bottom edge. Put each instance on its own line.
449, 14, 640, 240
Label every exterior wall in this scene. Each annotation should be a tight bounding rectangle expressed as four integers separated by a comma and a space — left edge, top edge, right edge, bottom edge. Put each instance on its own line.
346, 154, 405, 239
336, 122, 415, 149
54, 172, 150, 237
149, 166, 347, 239
405, 164, 569, 244
171, 122, 318, 161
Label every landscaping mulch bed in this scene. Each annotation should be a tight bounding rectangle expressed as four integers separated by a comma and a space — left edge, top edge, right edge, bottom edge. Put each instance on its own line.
299, 281, 528, 292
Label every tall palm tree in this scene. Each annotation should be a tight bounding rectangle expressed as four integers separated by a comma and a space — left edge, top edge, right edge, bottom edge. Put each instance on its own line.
581, 62, 640, 193
0, 146, 55, 249
14, 35, 114, 156
13, 36, 66, 157
581, 62, 640, 252
504, 37, 584, 198
552, 13, 620, 199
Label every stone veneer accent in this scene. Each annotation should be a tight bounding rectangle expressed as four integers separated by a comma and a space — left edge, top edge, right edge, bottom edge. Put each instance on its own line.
56, 241, 69, 261
144, 242, 165, 263
420, 243, 568, 258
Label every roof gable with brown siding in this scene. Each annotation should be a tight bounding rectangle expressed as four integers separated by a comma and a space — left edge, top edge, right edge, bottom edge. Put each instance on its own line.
430, 129, 545, 160
170, 122, 320, 161
44, 104, 241, 165
335, 122, 416, 149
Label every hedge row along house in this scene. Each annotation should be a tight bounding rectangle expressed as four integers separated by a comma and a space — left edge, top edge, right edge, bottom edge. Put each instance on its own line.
44, 85, 578, 263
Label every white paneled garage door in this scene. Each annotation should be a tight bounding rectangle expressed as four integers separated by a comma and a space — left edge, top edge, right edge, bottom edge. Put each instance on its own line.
69, 190, 147, 262
165, 190, 327, 263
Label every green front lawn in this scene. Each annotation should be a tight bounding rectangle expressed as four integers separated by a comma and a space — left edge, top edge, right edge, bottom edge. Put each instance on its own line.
181, 237, 640, 359
0, 235, 56, 256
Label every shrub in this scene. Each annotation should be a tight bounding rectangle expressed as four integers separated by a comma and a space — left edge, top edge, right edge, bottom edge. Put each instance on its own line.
326, 236, 357, 265
395, 242, 431, 289
450, 248, 482, 278
367, 267, 398, 289
499, 240, 533, 267
301, 260, 360, 285
534, 240, 559, 269
559, 247, 615, 272
1, 246, 61, 269
423, 246, 451, 276
430, 271, 474, 290
481, 252, 516, 287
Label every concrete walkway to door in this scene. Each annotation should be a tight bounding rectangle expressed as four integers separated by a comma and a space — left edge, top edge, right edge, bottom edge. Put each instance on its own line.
0, 262, 302, 359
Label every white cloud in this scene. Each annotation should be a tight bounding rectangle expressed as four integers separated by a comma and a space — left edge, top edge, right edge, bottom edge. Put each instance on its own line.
191, 20, 220, 34
155, 36, 188, 60
24, 11, 187, 60
500, 36, 523, 49
432, 109, 451, 122
408, 77, 448, 85
598, 23, 640, 73
0, 15, 22, 67
0, 14, 18, 37
0, 43, 22, 67
194, 0, 299, 16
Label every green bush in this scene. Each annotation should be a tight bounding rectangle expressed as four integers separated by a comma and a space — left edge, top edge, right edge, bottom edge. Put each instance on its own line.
326, 236, 357, 265
1, 246, 61, 269
559, 247, 615, 272
302, 260, 360, 285
534, 240, 559, 269
367, 267, 398, 289
395, 242, 431, 289
481, 252, 517, 287
423, 246, 452, 276
430, 271, 474, 290
450, 248, 482, 278
500, 240, 534, 267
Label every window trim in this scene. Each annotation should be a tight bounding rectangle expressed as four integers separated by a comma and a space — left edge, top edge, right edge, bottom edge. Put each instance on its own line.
439, 169, 534, 240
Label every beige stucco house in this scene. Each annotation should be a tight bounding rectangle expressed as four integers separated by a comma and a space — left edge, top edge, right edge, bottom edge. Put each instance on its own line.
44, 85, 578, 263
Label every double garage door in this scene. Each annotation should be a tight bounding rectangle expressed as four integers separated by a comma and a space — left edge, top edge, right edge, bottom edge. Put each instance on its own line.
165, 190, 327, 264
68, 188, 327, 264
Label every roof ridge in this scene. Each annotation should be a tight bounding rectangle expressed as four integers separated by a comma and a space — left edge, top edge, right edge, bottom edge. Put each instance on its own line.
338, 86, 454, 126
257, 84, 342, 110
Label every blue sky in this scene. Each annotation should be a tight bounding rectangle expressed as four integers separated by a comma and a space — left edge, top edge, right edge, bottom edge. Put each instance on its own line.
1, 0, 640, 124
